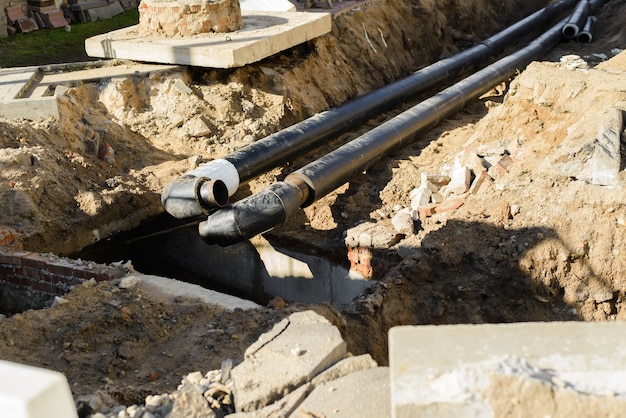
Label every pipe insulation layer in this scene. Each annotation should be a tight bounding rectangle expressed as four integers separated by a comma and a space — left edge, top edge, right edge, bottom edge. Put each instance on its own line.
161, 0, 579, 219
562, 0, 590, 38
200, 17, 570, 246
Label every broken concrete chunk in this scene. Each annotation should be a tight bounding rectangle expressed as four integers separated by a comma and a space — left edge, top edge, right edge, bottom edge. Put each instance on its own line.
446, 165, 471, 196
292, 367, 390, 418
454, 148, 485, 175
311, 354, 378, 387
409, 185, 432, 209
592, 107, 622, 186
391, 210, 414, 235
183, 116, 212, 137
231, 311, 347, 412
345, 222, 403, 249
420, 172, 450, 188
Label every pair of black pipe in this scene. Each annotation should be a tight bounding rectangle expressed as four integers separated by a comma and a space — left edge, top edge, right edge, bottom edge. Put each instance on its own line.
562, 0, 607, 42
161, 0, 580, 219
198, 13, 582, 246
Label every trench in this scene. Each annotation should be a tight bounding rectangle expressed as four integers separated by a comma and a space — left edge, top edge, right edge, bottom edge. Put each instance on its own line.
74, 214, 372, 308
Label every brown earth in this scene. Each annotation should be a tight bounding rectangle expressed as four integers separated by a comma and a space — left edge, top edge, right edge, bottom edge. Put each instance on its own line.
1, 0, 626, 415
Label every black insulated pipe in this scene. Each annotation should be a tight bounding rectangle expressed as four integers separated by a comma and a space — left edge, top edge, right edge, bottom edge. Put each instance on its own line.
161, 0, 579, 219
562, 0, 590, 39
198, 179, 308, 246
225, 0, 578, 184
199, 17, 571, 246
577, 16, 596, 43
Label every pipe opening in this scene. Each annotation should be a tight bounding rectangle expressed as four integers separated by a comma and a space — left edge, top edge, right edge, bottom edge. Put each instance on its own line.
562, 23, 579, 38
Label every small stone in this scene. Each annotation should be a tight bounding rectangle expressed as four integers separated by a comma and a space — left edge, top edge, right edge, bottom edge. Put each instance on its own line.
119, 276, 138, 289
52, 296, 69, 307
391, 210, 414, 235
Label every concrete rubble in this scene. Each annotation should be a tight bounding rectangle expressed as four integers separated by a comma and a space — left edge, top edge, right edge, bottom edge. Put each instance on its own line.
85, 310, 390, 418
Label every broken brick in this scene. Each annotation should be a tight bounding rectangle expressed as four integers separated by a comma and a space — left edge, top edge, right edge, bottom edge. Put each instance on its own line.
435, 196, 467, 214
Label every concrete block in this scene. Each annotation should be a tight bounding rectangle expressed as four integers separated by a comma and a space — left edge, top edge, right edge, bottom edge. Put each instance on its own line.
389, 322, 626, 418
85, 10, 331, 68
592, 106, 622, 186
44, 10, 68, 28
0, 359, 78, 418
409, 185, 432, 209
231, 311, 347, 412
291, 367, 390, 418
0, 97, 59, 120
454, 148, 485, 175
86, 0, 123, 21
446, 165, 471, 196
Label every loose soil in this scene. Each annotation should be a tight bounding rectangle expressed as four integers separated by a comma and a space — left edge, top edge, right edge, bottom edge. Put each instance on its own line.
1, 0, 626, 415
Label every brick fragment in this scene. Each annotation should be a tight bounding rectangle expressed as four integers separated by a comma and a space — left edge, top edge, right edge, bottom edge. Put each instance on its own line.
435, 196, 467, 214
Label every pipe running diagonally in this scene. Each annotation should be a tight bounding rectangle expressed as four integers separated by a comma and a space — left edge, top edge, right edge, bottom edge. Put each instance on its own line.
198, 15, 578, 246
161, 0, 580, 219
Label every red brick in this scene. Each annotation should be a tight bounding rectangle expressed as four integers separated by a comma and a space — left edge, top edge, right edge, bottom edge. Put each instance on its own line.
3, 274, 32, 288
435, 196, 466, 214
347, 246, 373, 279
0, 265, 18, 278
21, 253, 49, 269
0, 250, 27, 266
47, 262, 77, 277
418, 204, 437, 220
21, 266, 42, 280
29, 279, 60, 295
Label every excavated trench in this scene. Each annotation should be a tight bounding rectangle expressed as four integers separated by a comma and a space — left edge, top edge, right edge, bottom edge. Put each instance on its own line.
1, 0, 626, 408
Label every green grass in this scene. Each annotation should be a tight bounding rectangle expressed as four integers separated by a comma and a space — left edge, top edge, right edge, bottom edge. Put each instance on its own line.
0, 9, 139, 68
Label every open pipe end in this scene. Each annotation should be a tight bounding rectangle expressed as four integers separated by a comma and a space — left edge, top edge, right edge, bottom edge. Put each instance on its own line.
562, 23, 579, 39
162, 175, 228, 219
577, 31, 592, 43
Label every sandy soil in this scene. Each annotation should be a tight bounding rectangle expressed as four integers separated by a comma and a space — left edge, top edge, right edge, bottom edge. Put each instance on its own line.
1, 0, 626, 414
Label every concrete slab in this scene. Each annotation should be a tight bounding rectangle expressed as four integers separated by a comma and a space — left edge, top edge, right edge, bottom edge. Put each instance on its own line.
133, 274, 260, 311
240, 0, 296, 12
292, 367, 390, 418
231, 311, 347, 412
0, 97, 59, 120
0, 359, 78, 418
0, 62, 180, 120
0, 67, 39, 101
389, 322, 626, 418
84, 10, 331, 68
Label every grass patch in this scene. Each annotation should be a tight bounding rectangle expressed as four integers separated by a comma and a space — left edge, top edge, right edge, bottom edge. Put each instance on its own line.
0, 9, 139, 68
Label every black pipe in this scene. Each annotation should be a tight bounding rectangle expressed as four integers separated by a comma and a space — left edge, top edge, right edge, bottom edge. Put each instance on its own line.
200, 17, 571, 246
577, 16, 596, 42
225, 0, 578, 183
162, 0, 579, 218
562, 0, 590, 39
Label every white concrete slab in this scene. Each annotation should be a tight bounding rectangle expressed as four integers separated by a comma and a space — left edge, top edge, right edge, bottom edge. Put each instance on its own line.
0, 97, 59, 120
84, 10, 331, 68
389, 322, 626, 418
0, 67, 39, 101
240, 0, 296, 12
134, 274, 260, 310
0, 359, 78, 418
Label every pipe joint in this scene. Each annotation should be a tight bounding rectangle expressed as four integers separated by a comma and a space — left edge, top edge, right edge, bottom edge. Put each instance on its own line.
199, 181, 306, 246
161, 175, 229, 219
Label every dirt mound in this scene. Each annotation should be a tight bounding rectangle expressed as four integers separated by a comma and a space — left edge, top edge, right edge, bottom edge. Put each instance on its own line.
1, 0, 626, 415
